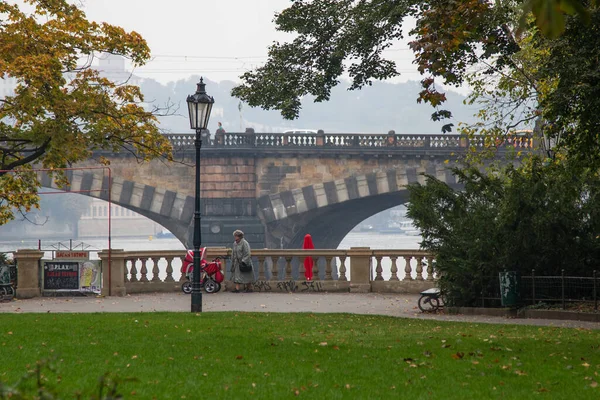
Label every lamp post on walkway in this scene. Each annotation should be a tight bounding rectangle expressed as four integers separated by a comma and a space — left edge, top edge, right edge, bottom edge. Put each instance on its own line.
186, 77, 214, 312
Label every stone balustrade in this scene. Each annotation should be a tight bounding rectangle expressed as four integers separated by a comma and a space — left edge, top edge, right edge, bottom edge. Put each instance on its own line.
13, 247, 437, 298
165, 130, 534, 153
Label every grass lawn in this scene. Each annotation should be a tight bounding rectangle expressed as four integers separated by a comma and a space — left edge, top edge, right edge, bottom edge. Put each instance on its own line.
1, 312, 599, 399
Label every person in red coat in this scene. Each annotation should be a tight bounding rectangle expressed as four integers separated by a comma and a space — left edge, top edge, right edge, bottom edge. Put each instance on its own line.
303, 234, 315, 281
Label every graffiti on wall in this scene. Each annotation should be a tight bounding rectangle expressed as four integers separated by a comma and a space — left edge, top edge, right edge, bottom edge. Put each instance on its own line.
251, 280, 324, 292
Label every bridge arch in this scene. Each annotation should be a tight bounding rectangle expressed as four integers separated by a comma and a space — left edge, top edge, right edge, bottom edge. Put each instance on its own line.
37, 170, 194, 246
257, 166, 462, 249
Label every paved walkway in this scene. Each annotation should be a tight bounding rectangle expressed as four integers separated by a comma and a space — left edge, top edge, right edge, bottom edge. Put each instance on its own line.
1, 292, 598, 330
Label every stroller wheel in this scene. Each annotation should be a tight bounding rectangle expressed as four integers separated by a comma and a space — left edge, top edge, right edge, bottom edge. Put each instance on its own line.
204, 280, 219, 294
182, 281, 192, 294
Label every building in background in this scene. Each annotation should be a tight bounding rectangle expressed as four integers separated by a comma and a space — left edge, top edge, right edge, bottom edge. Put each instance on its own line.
78, 199, 163, 239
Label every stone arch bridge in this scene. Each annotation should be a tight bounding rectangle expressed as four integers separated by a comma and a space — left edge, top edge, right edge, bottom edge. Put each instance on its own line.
42, 130, 531, 249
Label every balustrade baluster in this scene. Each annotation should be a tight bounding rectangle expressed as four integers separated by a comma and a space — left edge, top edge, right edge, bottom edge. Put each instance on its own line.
324, 256, 334, 280
129, 259, 138, 282
257, 256, 266, 281
373, 256, 384, 281
404, 256, 413, 281
338, 256, 347, 281
425, 256, 435, 281
164, 256, 175, 282
416, 257, 424, 281
324, 257, 333, 281
284, 257, 292, 280
139, 258, 149, 282
389, 256, 399, 281
270, 257, 278, 280
151, 257, 161, 282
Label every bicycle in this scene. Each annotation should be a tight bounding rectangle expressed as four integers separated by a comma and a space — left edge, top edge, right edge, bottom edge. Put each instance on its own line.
418, 288, 445, 312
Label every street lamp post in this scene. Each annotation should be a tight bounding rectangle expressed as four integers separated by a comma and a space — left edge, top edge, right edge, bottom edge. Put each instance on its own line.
186, 77, 214, 313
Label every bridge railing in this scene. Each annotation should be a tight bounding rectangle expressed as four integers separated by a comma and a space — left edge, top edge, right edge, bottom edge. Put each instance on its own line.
116, 247, 436, 295
164, 131, 534, 151
166, 131, 464, 149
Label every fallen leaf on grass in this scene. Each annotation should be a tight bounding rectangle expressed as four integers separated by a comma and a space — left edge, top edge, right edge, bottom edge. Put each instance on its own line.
452, 352, 464, 360
236, 355, 243, 360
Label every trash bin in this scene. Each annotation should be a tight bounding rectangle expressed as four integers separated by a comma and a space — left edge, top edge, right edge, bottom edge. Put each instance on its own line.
499, 271, 520, 307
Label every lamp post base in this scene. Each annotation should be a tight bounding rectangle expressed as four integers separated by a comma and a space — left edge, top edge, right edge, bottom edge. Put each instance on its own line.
191, 291, 202, 312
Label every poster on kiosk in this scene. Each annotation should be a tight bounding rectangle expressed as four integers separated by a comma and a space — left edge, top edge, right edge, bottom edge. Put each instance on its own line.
43, 251, 102, 294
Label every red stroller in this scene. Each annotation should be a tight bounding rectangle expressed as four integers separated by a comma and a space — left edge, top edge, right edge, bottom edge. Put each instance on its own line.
181, 248, 224, 294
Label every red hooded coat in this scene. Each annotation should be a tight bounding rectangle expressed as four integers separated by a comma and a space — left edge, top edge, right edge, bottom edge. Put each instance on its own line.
303, 234, 315, 280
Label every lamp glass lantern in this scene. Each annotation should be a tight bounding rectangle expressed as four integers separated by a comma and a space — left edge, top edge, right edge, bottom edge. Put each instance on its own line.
187, 77, 214, 130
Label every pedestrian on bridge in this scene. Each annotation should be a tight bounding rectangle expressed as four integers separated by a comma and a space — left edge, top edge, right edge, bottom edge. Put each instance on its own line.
231, 230, 255, 293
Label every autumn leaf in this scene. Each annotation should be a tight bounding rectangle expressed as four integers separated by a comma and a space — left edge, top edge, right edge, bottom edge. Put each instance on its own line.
452, 352, 464, 360
515, 370, 527, 376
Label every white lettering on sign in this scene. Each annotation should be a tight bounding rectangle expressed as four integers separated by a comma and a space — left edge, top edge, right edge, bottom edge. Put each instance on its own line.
54, 251, 89, 260
52, 264, 75, 271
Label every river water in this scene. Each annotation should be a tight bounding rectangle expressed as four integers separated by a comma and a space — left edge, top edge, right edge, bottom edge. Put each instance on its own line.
0, 232, 421, 254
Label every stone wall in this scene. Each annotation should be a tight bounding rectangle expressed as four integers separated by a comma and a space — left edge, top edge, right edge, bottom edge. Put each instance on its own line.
255, 156, 449, 196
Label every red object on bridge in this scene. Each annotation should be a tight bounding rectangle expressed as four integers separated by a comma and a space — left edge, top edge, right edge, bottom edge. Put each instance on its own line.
303, 234, 315, 281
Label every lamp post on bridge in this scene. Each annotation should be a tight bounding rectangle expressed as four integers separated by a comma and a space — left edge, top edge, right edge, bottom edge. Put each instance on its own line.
186, 77, 214, 313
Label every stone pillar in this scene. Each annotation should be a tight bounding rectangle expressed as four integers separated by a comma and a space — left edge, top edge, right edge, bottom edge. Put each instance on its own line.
245, 127, 256, 146
347, 247, 372, 293
98, 249, 127, 296
386, 130, 396, 146
316, 129, 325, 146
13, 249, 44, 299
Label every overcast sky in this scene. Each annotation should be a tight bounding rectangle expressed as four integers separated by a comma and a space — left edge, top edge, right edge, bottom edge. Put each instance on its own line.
80, 0, 422, 86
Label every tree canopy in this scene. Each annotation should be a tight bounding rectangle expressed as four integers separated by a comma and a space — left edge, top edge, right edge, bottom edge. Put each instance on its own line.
232, 0, 598, 162
0, 0, 172, 224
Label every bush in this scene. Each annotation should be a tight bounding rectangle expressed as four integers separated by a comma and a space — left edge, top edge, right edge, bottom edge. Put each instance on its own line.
407, 157, 600, 306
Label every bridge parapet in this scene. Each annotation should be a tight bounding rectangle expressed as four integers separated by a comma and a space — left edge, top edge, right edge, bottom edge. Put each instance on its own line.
165, 131, 533, 153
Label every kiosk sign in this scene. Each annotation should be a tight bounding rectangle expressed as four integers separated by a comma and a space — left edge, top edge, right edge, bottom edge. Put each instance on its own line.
54, 251, 89, 260
44, 251, 101, 294
79, 260, 101, 293
43, 261, 80, 290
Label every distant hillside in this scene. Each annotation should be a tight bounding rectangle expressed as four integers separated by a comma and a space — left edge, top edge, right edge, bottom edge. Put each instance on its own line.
139, 76, 479, 135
